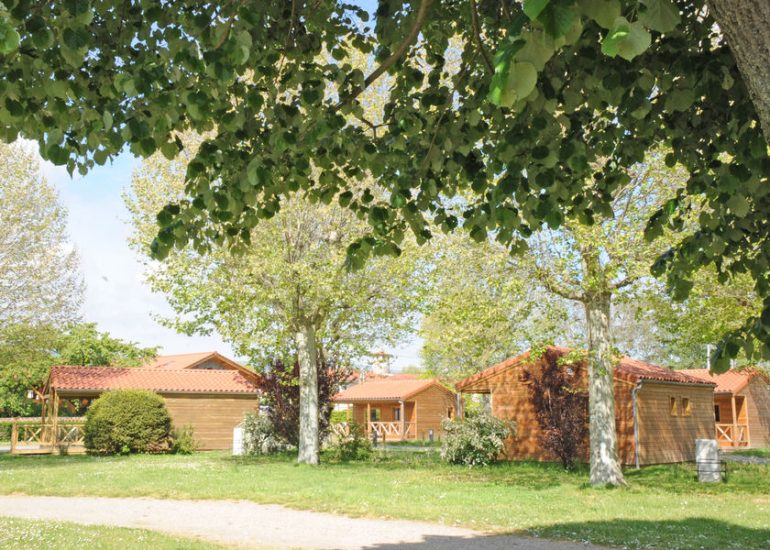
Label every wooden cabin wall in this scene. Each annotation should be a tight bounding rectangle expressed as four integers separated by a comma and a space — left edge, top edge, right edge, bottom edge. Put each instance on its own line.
635, 383, 714, 464
162, 394, 258, 450
745, 378, 770, 447
411, 386, 455, 440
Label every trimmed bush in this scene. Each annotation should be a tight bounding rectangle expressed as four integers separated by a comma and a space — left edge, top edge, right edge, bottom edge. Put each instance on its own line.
241, 412, 288, 455
171, 424, 198, 455
84, 390, 172, 454
440, 413, 514, 466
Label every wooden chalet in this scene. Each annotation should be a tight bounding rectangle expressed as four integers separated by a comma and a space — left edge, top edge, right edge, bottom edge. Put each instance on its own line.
333, 378, 456, 441
8, 353, 260, 455
685, 368, 770, 449
456, 346, 716, 466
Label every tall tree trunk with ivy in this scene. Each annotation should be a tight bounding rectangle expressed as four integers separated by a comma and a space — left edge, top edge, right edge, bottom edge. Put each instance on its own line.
296, 320, 319, 465
584, 291, 625, 486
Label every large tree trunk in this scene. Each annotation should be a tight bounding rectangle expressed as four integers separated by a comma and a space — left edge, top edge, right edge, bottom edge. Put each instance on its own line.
708, 1, 770, 144
584, 292, 625, 486
295, 321, 319, 465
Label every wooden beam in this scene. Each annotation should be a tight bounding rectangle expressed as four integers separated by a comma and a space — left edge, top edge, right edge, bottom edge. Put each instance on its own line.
731, 395, 738, 447
366, 402, 371, 436
10, 419, 17, 455
400, 400, 405, 441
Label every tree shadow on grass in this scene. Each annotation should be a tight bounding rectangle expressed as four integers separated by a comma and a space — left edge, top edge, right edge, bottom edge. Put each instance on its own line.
362, 533, 602, 549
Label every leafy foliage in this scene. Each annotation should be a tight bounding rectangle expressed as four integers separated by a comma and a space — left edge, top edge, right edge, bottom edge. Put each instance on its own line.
171, 424, 198, 455
1, 2, 768, 369
0, 142, 83, 327
524, 351, 589, 469
83, 390, 172, 455
258, 359, 349, 447
440, 413, 514, 467
0, 322, 158, 416
241, 412, 288, 456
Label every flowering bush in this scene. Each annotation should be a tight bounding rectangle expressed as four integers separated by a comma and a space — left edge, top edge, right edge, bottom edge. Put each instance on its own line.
241, 412, 289, 455
325, 421, 372, 461
440, 413, 513, 466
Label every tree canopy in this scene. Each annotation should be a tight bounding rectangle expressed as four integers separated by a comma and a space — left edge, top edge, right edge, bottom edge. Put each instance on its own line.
1, 1, 768, 365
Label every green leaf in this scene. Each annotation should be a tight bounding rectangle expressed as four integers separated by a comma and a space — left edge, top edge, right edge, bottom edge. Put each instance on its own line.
0, 17, 20, 55
523, 0, 550, 21
488, 41, 525, 107
726, 194, 750, 218
601, 17, 651, 61
578, 0, 621, 30
538, 3, 577, 39
639, 0, 681, 34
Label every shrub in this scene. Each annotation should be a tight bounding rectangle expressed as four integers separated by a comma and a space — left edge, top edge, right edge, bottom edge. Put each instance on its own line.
258, 359, 350, 445
440, 413, 513, 466
171, 424, 197, 455
241, 412, 288, 455
524, 350, 589, 469
325, 422, 372, 461
84, 390, 172, 454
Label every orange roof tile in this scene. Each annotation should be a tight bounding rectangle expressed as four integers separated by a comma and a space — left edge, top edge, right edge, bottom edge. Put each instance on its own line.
684, 368, 768, 394
456, 346, 715, 390
50, 366, 259, 395
333, 378, 451, 402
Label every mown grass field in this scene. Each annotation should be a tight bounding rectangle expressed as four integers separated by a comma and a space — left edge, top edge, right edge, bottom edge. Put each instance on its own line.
0, 516, 230, 549
0, 451, 768, 549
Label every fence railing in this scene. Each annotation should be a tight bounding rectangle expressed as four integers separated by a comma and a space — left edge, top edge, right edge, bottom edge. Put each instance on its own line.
368, 421, 414, 440
1, 417, 85, 455
716, 423, 749, 447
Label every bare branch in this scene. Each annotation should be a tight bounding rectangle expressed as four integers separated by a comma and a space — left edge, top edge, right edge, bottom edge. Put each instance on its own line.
336, 0, 433, 108
470, 0, 494, 72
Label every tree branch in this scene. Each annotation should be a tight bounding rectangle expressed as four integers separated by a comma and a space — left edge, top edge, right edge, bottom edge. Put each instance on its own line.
336, 0, 433, 108
612, 275, 640, 290
470, 0, 494, 72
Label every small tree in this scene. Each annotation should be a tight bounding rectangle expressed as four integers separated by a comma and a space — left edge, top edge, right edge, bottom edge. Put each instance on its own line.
524, 350, 589, 469
259, 359, 350, 447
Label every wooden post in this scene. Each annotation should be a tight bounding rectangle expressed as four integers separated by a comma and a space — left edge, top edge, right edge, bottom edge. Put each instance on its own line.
10, 419, 17, 455
366, 402, 371, 436
731, 395, 738, 447
399, 400, 405, 440
51, 392, 60, 451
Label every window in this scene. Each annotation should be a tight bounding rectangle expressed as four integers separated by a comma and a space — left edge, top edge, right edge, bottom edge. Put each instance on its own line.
393, 407, 401, 421
669, 396, 678, 416
681, 397, 692, 417
369, 408, 381, 421
714, 405, 721, 422
447, 407, 453, 419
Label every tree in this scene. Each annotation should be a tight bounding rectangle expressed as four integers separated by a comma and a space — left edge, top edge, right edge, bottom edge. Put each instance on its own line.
125, 145, 424, 464
517, 155, 685, 485
420, 234, 575, 382
0, 322, 158, 416
0, 142, 83, 326
3, 0, 769, 484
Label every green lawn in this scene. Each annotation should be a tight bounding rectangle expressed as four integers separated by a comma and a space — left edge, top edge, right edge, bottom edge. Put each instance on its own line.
0, 451, 768, 549
0, 517, 231, 549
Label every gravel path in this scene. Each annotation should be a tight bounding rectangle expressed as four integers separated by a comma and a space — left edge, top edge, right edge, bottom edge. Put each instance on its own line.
721, 453, 770, 465
0, 495, 608, 550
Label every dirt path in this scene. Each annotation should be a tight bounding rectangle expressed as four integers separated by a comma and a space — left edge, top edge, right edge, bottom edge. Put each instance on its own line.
0, 495, 608, 549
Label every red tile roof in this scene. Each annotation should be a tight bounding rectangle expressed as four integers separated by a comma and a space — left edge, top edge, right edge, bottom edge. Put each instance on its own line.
684, 368, 769, 394
50, 366, 259, 395
456, 346, 715, 390
333, 378, 452, 402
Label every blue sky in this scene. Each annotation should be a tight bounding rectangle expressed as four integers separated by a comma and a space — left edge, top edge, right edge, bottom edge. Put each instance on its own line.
43, 148, 422, 370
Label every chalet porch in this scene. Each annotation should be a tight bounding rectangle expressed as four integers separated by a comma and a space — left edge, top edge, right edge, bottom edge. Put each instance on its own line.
0, 417, 85, 455
714, 395, 750, 448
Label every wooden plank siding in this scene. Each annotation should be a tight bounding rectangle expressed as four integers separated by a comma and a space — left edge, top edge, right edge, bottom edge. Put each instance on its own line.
410, 384, 455, 439
162, 394, 258, 450
744, 378, 770, 447
635, 383, 715, 464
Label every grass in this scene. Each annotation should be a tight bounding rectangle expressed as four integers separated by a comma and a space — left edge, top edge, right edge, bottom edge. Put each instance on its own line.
0, 451, 768, 549
0, 517, 232, 549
